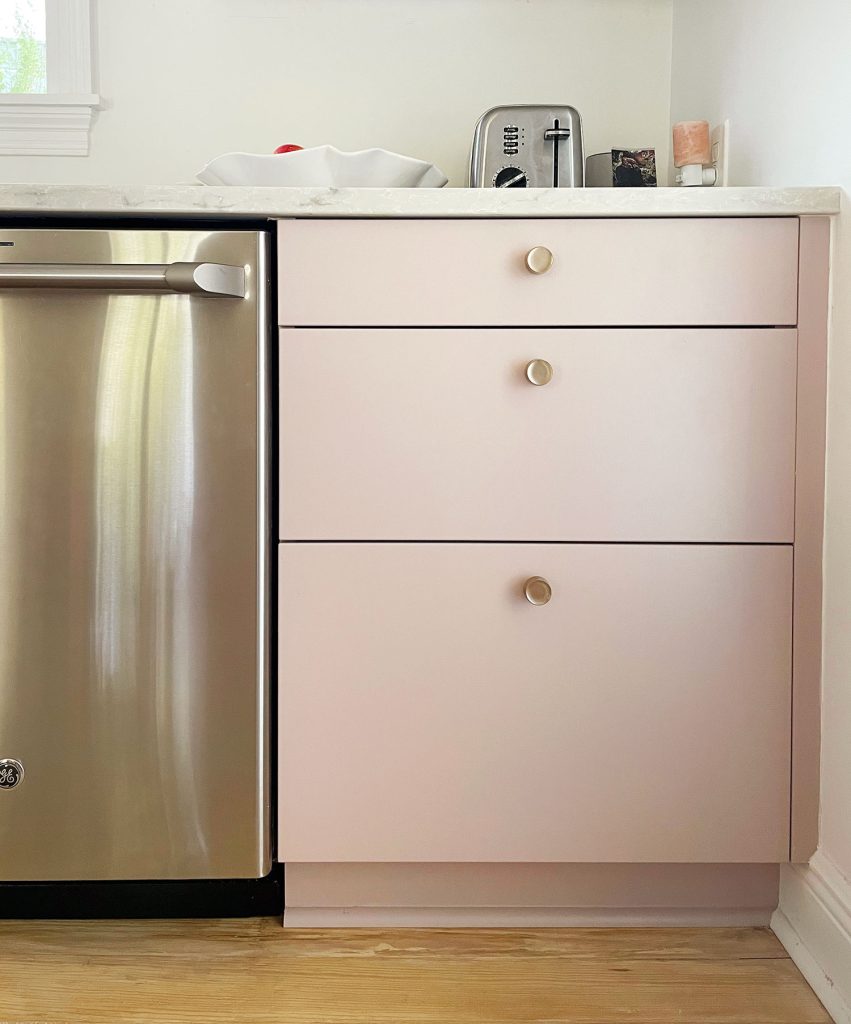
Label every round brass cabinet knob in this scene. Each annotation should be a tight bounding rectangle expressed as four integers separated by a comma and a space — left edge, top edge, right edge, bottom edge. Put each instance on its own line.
525, 246, 554, 275
524, 576, 553, 606
525, 359, 554, 386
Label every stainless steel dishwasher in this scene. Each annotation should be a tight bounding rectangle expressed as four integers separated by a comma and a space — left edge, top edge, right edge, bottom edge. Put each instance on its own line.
0, 227, 270, 882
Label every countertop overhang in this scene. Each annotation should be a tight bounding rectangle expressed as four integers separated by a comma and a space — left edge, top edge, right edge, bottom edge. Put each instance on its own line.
0, 184, 840, 218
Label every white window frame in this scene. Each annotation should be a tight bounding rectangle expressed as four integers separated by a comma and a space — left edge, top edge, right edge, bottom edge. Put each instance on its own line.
0, 0, 99, 156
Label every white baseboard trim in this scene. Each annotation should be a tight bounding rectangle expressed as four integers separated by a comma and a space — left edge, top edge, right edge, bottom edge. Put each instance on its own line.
771, 852, 851, 1024
284, 905, 773, 928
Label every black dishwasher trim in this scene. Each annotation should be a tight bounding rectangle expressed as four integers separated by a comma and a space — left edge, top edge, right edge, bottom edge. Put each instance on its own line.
0, 863, 283, 918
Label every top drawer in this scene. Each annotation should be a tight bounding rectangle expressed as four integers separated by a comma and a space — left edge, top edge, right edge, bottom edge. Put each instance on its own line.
277, 217, 799, 327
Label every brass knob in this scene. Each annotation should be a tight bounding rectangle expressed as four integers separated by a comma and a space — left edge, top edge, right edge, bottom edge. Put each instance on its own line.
525, 246, 554, 275
525, 359, 553, 386
524, 576, 552, 605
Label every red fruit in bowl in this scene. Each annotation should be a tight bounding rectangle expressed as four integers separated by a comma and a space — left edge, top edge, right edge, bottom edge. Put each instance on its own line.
274, 144, 303, 154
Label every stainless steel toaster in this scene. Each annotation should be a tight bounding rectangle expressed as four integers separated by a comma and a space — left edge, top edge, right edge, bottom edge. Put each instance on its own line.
469, 104, 584, 188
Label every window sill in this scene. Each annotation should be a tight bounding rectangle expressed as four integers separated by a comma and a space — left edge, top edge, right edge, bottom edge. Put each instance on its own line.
0, 93, 100, 156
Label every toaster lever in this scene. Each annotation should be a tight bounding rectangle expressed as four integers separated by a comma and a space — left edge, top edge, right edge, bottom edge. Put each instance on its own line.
545, 119, 572, 187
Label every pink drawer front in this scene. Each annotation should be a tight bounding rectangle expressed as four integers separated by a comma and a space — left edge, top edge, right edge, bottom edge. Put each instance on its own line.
277, 218, 799, 326
278, 542, 792, 863
279, 328, 797, 542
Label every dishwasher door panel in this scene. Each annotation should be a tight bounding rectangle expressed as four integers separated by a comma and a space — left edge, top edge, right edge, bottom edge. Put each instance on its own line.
0, 228, 270, 880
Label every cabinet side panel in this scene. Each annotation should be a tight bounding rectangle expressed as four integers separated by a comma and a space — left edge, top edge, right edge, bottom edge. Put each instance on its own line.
792, 216, 831, 861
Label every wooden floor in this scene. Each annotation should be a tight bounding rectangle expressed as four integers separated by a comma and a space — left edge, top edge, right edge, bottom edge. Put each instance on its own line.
0, 920, 829, 1024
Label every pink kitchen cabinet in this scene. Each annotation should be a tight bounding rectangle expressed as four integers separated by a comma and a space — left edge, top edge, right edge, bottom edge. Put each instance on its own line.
278, 542, 792, 863
279, 327, 797, 542
277, 217, 799, 327
276, 215, 830, 871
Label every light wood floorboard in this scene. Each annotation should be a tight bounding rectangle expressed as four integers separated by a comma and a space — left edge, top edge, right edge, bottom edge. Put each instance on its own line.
0, 921, 830, 1024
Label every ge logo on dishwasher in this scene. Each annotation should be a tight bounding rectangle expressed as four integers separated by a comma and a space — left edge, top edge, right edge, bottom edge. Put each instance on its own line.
0, 759, 24, 790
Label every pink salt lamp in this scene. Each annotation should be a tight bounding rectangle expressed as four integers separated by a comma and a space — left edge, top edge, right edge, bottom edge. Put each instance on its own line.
673, 121, 711, 168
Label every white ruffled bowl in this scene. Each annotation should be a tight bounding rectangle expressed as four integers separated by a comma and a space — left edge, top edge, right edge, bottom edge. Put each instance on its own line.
197, 146, 447, 188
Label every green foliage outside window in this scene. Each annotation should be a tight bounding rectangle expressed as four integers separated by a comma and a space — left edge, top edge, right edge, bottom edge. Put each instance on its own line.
0, 2, 47, 94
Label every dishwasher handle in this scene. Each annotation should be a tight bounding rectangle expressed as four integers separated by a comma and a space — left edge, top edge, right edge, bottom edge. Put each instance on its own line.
0, 262, 246, 297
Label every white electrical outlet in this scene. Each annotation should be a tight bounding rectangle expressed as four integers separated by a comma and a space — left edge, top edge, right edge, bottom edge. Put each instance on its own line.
711, 119, 731, 186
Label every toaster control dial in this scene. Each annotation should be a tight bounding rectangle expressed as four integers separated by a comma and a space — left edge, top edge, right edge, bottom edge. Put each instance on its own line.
493, 166, 528, 188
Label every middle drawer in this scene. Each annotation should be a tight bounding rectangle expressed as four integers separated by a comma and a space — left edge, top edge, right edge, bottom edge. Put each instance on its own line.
279, 327, 797, 542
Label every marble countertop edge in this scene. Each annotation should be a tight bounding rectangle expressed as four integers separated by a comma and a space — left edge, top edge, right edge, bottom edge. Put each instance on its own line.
0, 184, 840, 217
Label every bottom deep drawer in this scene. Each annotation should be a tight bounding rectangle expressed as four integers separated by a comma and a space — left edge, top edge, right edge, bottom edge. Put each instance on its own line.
278, 543, 792, 863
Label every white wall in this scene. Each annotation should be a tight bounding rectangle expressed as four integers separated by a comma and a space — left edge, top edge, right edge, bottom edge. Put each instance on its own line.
670, 0, 851, 932
0, 0, 673, 187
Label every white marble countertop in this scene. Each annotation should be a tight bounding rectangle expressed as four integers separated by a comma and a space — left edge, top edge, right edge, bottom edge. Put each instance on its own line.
0, 183, 840, 218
